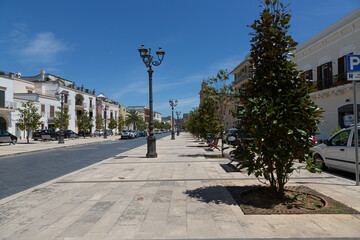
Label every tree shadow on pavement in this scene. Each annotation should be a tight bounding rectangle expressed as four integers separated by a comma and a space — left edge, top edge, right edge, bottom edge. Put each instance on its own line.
185, 185, 260, 205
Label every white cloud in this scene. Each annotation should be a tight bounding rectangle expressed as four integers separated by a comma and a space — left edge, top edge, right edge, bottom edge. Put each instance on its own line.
155, 97, 199, 111
18, 32, 68, 63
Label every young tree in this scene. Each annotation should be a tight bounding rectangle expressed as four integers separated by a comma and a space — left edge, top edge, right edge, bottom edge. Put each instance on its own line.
154, 120, 162, 130
185, 108, 201, 139
17, 101, 42, 143
197, 97, 220, 140
78, 110, 93, 135
204, 69, 235, 155
137, 120, 147, 131
233, 0, 322, 197
164, 122, 172, 130
108, 118, 118, 132
54, 107, 70, 130
95, 114, 104, 130
118, 115, 125, 132
126, 110, 142, 130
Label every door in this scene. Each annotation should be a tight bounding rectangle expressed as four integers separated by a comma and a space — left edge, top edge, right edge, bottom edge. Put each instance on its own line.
0, 117, 6, 131
346, 129, 360, 174
324, 129, 351, 170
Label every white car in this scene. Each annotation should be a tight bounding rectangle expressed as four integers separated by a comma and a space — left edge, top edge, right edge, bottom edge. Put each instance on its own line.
312, 127, 360, 174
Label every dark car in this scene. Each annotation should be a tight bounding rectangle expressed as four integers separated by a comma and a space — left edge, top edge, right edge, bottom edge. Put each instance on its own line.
223, 128, 240, 145
139, 130, 148, 137
63, 130, 78, 139
0, 129, 17, 144
78, 130, 92, 138
33, 129, 57, 141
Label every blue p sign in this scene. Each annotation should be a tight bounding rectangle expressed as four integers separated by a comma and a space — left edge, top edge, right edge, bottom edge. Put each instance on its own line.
347, 55, 360, 72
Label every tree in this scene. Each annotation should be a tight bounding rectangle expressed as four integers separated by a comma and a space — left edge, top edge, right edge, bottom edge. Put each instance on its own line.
204, 69, 235, 155
78, 110, 93, 135
198, 97, 221, 140
95, 114, 104, 130
233, 0, 322, 197
137, 120, 147, 131
185, 108, 201, 139
126, 110, 142, 130
154, 120, 162, 129
164, 123, 171, 130
17, 101, 42, 143
54, 107, 70, 130
118, 115, 125, 132
108, 118, 118, 131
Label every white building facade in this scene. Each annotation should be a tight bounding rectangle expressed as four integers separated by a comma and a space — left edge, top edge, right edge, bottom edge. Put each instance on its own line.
0, 74, 17, 134
294, 9, 360, 140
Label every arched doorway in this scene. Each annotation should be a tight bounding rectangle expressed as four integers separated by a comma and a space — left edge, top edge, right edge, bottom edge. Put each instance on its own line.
0, 117, 6, 131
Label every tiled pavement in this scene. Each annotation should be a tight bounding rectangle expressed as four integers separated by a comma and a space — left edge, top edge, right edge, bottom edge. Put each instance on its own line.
0, 133, 360, 239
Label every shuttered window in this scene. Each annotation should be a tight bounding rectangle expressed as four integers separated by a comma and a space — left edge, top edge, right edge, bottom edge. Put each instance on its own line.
317, 62, 333, 90
0, 90, 4, 108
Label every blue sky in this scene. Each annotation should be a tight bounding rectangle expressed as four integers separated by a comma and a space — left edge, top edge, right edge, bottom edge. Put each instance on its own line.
0, 0, 359, 117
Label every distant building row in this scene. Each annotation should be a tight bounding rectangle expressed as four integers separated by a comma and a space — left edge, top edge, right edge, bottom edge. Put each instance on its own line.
0, 70, 164, 139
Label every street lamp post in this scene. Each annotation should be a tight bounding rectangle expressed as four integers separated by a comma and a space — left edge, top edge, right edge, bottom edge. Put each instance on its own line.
102, 105, 109, 139
176, 111, 181, 136
55, 91, 68, 144
138, 44, 165, 158
169, 99, 178, 140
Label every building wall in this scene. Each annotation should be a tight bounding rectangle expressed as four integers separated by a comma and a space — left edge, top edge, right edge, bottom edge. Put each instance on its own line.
0, 76, 16, 133
294, 9, 360, 140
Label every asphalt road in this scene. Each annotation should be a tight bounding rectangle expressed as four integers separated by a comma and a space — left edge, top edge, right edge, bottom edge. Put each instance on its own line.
0, 133, 170, 200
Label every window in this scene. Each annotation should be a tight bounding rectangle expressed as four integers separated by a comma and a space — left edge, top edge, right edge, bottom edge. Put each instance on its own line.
89, 111, 93, 118
89, 98, 93, 108
110, 111, 113, 119
41, 104, 45, 114
300, 70, 313, 85
50, 106, 55, 118
104, 110, 106, 119
329, 130, 350, 146
0, 90, 4, 108
64, 94, 68, 104
317, 62, 332, 89
338, 53, 352, 81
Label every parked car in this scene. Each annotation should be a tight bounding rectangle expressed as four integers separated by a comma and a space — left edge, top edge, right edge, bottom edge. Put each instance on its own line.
105, 129, 113, 136
223, 128, 239, 144
139, 130, 148, 137
121, 130, 135, 139
78, 130, 92, 138
155, 129, 161, 134
33, 129, 58, 141
94, 129, 104, 137
60, 130, 78, 139
312, 127, 360, 174
129, 130, 138, 138
0, 129, 17, 144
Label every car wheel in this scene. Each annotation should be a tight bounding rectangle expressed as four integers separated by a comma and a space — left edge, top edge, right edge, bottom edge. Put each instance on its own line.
12, 139, 17, 144
315, 155, 327, 170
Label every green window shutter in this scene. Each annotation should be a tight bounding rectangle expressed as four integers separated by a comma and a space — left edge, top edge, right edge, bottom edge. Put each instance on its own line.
0, 90, 5, 108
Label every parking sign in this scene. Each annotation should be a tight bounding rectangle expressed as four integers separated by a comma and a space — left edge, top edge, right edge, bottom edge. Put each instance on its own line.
347, 55, 360, 72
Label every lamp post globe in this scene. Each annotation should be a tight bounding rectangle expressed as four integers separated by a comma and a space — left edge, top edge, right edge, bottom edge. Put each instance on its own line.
138, 45, 165, 158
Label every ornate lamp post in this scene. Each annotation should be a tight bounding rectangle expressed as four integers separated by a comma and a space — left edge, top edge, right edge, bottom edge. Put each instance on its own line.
169, 99, 178, 140
55, 91, 68, 144
176, 111, 181, 136
138, 44, 165, 158
102, 104, 109, 139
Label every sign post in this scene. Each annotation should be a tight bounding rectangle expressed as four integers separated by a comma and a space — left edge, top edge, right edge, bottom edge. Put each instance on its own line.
347, 55, 360, 186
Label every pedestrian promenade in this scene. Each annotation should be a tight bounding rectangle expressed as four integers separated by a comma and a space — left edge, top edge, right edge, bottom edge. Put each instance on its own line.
0, 135, 120, 157
0, 133, 360, 239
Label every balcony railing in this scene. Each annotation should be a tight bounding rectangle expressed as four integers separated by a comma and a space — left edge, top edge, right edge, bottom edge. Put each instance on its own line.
75, 101, 87, 108
316, 73, 350, 91
0, 101, 17, 110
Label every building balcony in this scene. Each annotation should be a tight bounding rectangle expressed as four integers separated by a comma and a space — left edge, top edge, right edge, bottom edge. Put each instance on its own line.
315, 73, 350, 91
75, 102, 87, 108
0, 101, 17, 112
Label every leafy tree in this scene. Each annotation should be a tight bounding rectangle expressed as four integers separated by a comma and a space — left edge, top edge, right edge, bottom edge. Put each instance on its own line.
118, 115, 125, 132
137, 120, 147, 131
197, 97, 220, 140
154, 120, 162, 129
108, 118, 118, 131
95, 114, 104, 130
233, 0, 322, 197
17, 101, 42, 143
78, 110, 93, 134
164, 122, 171, 130
185, 108, 201, 139
204, 69, 234, 155
54, 107, 70, 130
126, 110, 142, 130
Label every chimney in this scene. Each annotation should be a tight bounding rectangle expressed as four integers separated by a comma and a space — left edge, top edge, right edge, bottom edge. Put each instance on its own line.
9, 72, 14, 78
40, 69, 45, 81
81, 85, 84, 91
15, 72, 21, 78
93, 89, 96, 95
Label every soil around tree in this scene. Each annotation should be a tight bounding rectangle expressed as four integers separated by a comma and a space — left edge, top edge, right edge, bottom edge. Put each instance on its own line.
226, 185, 359, 215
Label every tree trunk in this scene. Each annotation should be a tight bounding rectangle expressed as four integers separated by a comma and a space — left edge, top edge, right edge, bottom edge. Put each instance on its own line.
26, 128, 30, 144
